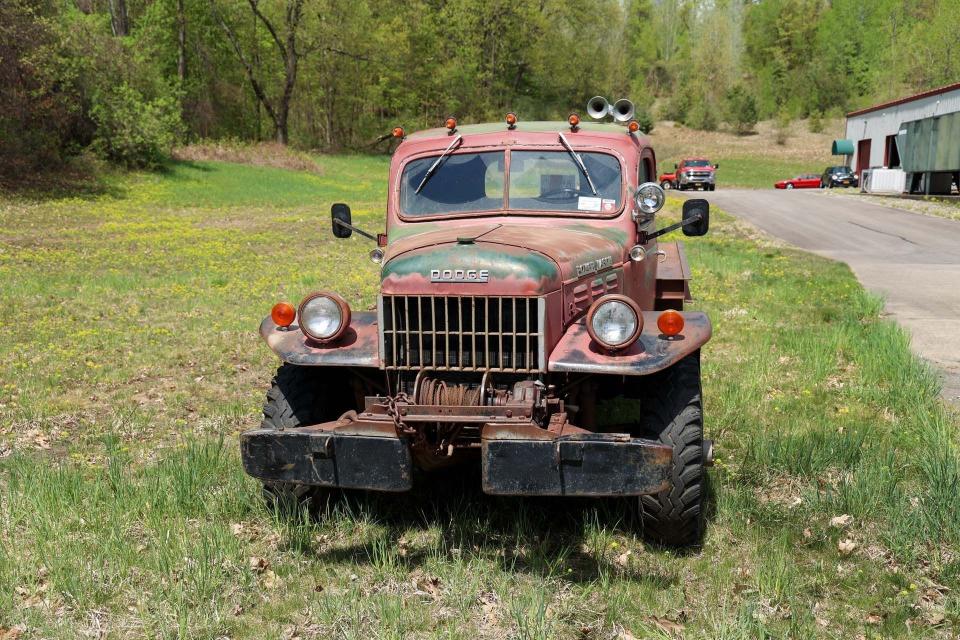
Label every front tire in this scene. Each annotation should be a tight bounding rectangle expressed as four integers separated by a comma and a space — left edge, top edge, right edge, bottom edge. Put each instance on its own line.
786, 183, 794, 189
637, 352, 705, 546
259, 364, 348, 510
661, 180, 672, 190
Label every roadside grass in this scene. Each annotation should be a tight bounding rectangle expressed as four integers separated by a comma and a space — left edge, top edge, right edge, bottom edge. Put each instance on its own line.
2, 158, 959, 638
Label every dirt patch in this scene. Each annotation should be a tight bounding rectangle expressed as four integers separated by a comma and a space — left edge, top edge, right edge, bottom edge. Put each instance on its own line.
649, 118, 844, 164
173, 141, 324, 175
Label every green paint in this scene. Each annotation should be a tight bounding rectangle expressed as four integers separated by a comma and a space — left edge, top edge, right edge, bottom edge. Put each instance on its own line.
382, 244, 558, 282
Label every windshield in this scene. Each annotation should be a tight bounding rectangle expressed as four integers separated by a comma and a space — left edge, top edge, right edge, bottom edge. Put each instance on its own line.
684, 160, 710, 167
401, 151, 504, 216
400, 150, 622, 216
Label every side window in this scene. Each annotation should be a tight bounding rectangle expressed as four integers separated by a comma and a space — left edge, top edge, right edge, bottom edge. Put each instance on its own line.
639, 157, 653, 184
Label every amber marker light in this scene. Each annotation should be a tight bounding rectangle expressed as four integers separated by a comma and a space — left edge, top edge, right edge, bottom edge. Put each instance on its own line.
505, 112, 518, 129
271, 301, 296, 328
657, 309, 685, 337
627, 120, 640, 133
392, 126, 405, 138
568, 113, 580, 129
445, 116, 457, 131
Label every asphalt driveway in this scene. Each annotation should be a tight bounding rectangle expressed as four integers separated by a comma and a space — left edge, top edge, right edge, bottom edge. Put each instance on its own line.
683, 189, 960, 401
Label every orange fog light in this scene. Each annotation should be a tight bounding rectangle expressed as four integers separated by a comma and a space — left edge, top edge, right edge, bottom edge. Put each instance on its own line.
505, 112, 518, 128
392, 126, 405, 138
657, 309, 685, 337
445, 116, 457, 130
627, 120, 640, 133
271, 301, 296, 328
568, 113, 580, 128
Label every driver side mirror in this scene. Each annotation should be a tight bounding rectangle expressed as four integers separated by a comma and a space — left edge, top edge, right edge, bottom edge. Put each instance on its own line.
331, 203, 352, 238
682, 199, 709, 236
713, 163, 719, 170
673, 163, 678, 170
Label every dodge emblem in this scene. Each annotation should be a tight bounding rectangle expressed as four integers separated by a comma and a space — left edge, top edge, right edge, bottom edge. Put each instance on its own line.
430, 269, 489, 283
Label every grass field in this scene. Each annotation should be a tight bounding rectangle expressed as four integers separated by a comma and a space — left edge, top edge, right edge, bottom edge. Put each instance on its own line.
2, 156, 959, 639
650, 118, 844, 190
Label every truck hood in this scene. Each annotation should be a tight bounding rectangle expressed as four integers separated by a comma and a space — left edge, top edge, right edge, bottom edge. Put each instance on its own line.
380, 223, 626, 296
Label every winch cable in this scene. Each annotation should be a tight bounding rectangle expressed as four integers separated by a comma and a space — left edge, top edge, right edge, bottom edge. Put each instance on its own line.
415, 377, 481, 407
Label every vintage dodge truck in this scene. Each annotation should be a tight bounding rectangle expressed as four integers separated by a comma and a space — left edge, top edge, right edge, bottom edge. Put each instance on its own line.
242, 102, 714, 545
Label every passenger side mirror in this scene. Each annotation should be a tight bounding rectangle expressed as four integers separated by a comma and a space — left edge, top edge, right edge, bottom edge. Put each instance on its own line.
674, 163, 678, 170
713, 163, 719, 170
331, 203, 352, 238
682, 199, 709, 236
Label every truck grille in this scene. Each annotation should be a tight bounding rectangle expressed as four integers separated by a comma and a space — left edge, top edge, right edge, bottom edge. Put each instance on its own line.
379, 295, 544, 372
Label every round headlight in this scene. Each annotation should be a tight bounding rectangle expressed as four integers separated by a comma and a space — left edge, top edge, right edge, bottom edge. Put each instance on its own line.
298, 292, 350, 342
586, 295, 643, 351
635, 182, 665, 215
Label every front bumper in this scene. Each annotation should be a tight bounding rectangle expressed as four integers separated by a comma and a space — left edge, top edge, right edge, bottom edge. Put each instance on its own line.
241, 417, 672, 497
679, 174, 715, 186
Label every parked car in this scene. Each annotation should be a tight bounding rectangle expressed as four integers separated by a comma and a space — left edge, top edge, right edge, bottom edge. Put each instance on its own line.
659, 158, 717, 191
821, 166, 858, 188
775, 174, 821, 189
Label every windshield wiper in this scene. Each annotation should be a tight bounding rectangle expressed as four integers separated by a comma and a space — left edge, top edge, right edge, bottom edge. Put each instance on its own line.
415, 134, 463, 194
557, 132, 598, 195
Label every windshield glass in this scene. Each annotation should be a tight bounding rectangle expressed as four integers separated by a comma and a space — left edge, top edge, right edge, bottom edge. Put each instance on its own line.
684, 160, 710, 167
509, 151, 621, 212
400, 150, 622, 216
401, 152, 505, 216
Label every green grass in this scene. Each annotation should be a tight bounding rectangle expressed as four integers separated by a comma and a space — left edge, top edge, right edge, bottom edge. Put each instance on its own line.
2, 157, 959, 638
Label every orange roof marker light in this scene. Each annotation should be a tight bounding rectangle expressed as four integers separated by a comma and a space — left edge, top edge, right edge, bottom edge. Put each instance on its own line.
505, 112, 518, 129
271, 301, 296, 328
657, 309, 685, 337
445, 116, 457, 133
392, 126, 405, 138
627, 120, 640, 134
567, 113, 580, 131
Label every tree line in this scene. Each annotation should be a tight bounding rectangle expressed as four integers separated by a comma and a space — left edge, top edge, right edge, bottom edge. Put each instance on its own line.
2, 0, 957, 174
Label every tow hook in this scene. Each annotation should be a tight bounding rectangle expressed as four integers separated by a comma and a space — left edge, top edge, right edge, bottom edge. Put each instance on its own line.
702, 439, 715, 467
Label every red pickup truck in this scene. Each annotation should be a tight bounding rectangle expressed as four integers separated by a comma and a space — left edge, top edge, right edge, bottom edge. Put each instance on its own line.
659, 158, 718, 191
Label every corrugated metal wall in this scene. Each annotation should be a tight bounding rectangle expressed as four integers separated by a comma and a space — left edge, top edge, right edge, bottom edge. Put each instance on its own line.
844, 88, 960, 169
898, 111, 960, 173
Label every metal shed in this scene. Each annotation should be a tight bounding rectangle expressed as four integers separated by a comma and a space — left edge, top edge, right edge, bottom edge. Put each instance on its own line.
844, 82, 960, 193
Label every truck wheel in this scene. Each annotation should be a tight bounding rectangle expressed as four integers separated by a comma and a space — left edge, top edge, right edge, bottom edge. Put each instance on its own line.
661, 180, 672, 190
260, 363, 345, 511
637, 351, 705, 546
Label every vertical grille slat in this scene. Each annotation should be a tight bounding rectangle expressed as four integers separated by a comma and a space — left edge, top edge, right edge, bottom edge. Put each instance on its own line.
380, 295, 543, 372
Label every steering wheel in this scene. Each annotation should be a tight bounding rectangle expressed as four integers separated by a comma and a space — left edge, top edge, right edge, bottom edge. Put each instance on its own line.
537, 187, 591, 201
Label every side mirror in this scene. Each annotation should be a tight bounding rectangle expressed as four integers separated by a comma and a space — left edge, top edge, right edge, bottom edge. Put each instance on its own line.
682, 199, 709, 236
713, 163, 719, 170
331, 203, 352, 238
674, 163, 678, 170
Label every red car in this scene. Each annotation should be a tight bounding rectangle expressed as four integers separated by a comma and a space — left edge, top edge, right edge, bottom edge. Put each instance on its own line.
775, 174, 821, 189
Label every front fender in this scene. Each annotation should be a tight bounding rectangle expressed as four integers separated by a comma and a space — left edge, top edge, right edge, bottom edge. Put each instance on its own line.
548, 311, 711, 376
260, 311, 380, 368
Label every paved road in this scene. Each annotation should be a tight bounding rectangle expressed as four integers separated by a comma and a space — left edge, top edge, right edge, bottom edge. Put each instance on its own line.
685, 189, 960, 400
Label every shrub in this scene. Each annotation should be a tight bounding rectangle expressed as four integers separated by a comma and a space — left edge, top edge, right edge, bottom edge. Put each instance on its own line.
634, 106, 655, 134
808, 109, 824, 133
775, 110, 792, 146
725, 84, 758, 134
685, 99, 717, 132
91, 84, 182, 168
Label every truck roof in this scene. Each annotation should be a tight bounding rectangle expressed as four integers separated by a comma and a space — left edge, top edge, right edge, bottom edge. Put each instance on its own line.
406, 121, 644, 141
